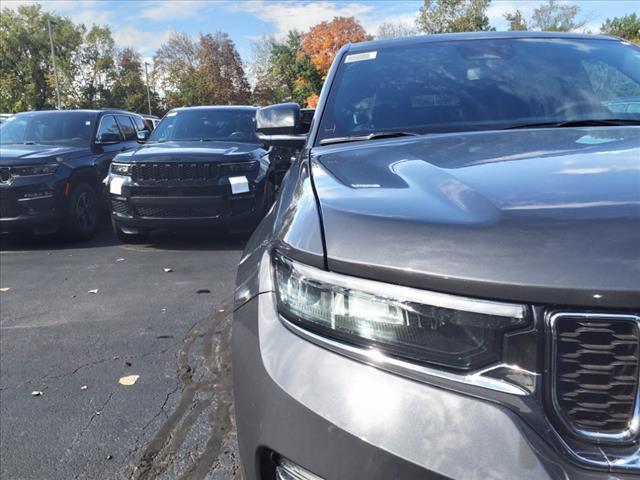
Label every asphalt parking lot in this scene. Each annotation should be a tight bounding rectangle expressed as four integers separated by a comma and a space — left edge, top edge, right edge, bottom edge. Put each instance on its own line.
0, 223, 245, 480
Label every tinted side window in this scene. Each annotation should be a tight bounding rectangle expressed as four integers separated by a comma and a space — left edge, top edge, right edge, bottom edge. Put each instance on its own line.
132, 115, 146, 132
117, 115, 137, 141
97, 115, 121, 140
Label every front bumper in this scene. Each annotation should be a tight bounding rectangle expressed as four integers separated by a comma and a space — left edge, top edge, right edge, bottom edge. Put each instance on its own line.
0, 178, 65, 233
109, 175, 267, 229
232, 289, 638, 480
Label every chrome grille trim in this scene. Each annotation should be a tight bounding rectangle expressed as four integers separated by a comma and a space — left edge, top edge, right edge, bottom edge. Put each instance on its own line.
550, 312, 640, 444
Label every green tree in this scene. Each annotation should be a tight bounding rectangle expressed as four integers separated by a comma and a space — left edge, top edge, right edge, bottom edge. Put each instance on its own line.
110, 48, 160, 114
530, 0, 587, 32
376, 21, 418, 39
154, 31, 250, 108
601, 13, 640, 44
73, 25, 116, 108
196, 32, 250, 105
153, 31, 200, 108
504, 9, 528, 31
0, 4, 83, 112
416, 0, 493, 34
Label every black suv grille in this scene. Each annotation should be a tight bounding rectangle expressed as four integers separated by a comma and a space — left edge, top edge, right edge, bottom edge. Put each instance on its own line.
551, 313, 639, 439
132, 162, 218, 183
136, 205, 220, 218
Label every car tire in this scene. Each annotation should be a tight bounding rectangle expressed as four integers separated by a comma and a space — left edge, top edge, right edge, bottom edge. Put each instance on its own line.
66, 183, 100, 240
111, 218, 147, 244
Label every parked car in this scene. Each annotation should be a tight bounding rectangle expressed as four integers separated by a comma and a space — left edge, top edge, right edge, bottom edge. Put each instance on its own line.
106, 106, 279, 242
0, 109, 149, 238
142, 114, 161, 130
232, 32, 640, 480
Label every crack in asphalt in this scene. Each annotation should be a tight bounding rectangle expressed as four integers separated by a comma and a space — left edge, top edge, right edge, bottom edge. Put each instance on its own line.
130, 297, 236, 480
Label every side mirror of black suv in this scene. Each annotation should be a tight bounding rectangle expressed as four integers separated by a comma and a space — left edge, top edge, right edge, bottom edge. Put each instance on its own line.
256, 103, 310, 149
96, 132, 121, 145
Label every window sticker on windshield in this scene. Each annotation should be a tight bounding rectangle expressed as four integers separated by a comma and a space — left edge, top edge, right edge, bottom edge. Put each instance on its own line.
345, 51, 377, 63
166, 112, 177, 117
85, 121, 91, 125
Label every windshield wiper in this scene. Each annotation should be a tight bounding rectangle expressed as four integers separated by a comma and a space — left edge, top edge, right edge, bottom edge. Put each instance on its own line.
506, 118, 640, 130
320, 131, 418, 146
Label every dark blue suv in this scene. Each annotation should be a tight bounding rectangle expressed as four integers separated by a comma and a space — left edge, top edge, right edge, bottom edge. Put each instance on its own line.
0, 109, 148, 239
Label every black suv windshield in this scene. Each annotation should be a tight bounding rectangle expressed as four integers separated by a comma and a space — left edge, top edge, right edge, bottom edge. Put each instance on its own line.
150, 109, 259, 144
0, 112, 96, 147
317, 37, 640, 144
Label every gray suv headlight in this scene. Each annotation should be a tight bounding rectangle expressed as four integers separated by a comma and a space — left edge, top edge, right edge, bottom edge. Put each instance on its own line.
273, 253, 528, 371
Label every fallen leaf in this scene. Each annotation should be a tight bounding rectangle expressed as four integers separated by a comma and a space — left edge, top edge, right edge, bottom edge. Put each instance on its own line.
119, 375, 139, 386
125, 361, 132, 367
31, 391, 43, 397
0, 287, 10, 292
81, 385, 88, 390
163, 267, 173, 273
115, 258, 125, 263
87, 289, 99, 294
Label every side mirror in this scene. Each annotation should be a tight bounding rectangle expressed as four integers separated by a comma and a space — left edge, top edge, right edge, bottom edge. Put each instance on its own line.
256, 103, 308, 149
137, 130, 150, 141
96, 132, 120, 145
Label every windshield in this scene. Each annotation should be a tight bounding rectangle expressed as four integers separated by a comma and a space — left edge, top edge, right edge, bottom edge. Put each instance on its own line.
317, 37, 640, 144
0, 112, 96, 147
149, 109, 259, 144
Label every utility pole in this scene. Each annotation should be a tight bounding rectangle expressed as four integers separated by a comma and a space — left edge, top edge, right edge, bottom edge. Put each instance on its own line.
47, 17, 61, 110
144, 62, 152, 115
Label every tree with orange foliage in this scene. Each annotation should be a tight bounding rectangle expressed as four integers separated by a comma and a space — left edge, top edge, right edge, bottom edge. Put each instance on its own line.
301, 17, 369, 78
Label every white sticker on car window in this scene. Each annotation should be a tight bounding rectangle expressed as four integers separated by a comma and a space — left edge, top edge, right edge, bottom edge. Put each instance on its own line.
85, 121, 91, 125
229, 176, 249, 194
166, 111, 177, 117
345, 51, 377, 63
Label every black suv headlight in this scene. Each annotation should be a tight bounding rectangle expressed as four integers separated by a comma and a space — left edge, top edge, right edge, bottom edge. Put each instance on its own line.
273, 253, 528, 370
220, 160, 259, 174
111, 162, 133, 176
12, 164, 58, 177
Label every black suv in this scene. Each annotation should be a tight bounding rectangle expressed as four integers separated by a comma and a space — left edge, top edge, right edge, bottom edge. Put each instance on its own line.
107, 106, 281, 242
0, 109, 149, 239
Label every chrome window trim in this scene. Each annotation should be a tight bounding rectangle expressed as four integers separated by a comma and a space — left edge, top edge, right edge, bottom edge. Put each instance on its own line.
549, 311, 640, 444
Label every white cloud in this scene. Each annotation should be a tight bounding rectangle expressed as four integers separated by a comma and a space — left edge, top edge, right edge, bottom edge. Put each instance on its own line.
112, 26, 174, 57
137, 1, 207, 21
235, 1, 374, 37
360, 11, 417, 36
3, 0, 116, 26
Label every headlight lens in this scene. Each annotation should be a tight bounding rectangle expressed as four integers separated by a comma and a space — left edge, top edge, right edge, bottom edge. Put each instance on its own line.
220, 160, 259, 174
12, 164, 58, 176
274, 253, 528, 370
111, 162, 133, 176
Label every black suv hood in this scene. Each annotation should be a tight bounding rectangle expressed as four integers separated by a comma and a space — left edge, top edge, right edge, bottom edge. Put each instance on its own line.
117, 141, 263, 162
312, 127, 640, 309
0, 144, 86, 166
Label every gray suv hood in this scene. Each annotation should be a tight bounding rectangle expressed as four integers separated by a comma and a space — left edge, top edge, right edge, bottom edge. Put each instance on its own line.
311, 127, 640, 309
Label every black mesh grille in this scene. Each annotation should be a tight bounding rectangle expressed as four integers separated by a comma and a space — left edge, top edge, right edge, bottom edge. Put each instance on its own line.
132, 162, 218, 183
136, 205, 220, 218
552, 315, 639, 436
0, 198, 22, 218
111, 199, 132, 216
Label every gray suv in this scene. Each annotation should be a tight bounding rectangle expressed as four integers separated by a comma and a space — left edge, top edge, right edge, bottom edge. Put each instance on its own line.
232, 32, 640, 480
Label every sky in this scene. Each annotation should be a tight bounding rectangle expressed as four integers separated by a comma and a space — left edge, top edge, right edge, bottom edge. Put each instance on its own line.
4, 0, 639, 64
